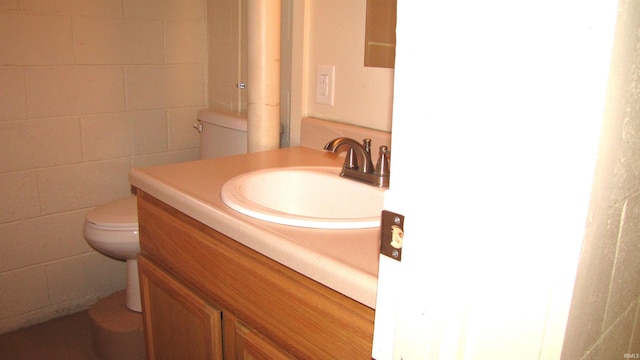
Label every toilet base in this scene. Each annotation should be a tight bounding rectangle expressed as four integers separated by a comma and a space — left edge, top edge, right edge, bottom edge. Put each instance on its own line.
88, 290, 146, 360
126, 259, 141, 312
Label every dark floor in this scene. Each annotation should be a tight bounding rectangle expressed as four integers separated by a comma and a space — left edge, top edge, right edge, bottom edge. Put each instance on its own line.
0, 311, 98, 360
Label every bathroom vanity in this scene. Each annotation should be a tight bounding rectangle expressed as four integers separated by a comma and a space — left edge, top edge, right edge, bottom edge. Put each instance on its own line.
130, 146, 381, 359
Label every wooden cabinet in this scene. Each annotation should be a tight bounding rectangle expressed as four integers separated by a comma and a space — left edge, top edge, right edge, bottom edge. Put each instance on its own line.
224, 313, 295, 360
136, 191, 375, 359
139, 256, 223, 360
139, 256, 293, 360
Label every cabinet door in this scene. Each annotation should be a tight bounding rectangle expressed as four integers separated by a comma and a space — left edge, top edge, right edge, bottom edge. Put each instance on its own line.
224, 313, 295, 360
139, 255, 223, 360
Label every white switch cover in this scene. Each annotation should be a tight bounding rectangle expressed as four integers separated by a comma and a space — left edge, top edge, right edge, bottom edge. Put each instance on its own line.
315, 65, 335, 106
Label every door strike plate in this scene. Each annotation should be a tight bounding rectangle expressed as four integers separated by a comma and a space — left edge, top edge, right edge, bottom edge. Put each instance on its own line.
380, 210, 404, 261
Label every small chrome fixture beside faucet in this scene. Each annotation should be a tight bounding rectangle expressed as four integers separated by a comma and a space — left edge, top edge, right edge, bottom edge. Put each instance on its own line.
324, 137, 390, 188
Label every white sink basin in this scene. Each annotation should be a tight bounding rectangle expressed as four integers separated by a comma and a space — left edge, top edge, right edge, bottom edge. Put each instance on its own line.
220, 166, 385, 229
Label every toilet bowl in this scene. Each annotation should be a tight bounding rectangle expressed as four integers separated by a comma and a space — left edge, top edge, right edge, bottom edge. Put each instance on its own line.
83, 109, 248, 313
84, 196, 141, 311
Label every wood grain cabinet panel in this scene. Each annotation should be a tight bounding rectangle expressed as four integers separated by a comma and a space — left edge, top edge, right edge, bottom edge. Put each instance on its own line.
224, 313, 295, 360
139, 255, 223, 360
136, 191, 375, 359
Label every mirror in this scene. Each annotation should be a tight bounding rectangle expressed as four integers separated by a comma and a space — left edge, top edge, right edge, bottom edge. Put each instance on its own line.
364, 0, 397, 68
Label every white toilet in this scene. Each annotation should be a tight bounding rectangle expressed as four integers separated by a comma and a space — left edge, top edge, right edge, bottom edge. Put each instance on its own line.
83, 109, 248, 312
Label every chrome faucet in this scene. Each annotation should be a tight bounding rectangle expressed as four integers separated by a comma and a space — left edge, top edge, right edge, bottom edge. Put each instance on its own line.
324, 137, 390, 188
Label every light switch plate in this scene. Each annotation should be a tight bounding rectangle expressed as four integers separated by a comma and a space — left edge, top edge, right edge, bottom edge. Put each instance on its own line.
315, 65, 335, 106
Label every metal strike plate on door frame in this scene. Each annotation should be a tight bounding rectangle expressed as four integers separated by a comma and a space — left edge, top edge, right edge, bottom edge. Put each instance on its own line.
380, 210, 404, 261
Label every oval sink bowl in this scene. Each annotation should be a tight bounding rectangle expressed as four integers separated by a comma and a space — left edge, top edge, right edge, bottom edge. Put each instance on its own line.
220, 166, 385, 229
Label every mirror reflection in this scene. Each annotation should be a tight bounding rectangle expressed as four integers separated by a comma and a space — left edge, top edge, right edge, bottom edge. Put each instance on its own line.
364, 0, 397, 68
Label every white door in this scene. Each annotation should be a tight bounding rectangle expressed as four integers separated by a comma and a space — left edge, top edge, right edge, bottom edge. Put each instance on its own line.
372, 1, 618, 359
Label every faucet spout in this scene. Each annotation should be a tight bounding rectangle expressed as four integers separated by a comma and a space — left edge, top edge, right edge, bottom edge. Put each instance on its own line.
324, 137, 389, 188
323, 137, 375, 173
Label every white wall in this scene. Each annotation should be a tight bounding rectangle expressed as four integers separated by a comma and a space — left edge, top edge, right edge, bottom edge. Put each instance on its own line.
288, 0, 394, 147
305, 0, 393, 132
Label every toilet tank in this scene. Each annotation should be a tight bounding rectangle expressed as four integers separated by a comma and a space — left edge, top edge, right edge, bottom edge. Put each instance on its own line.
197, 109, 248, 159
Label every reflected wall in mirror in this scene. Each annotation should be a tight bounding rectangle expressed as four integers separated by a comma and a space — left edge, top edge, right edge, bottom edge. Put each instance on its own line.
364, 0, 397, 68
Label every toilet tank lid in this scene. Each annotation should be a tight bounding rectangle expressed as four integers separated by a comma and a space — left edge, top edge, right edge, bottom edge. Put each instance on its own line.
197, 109, 247, 131
85, 196, 138, 229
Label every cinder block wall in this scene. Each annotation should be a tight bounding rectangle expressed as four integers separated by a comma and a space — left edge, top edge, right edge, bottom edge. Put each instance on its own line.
0, 0, 205, 334
562, 0, 640, 358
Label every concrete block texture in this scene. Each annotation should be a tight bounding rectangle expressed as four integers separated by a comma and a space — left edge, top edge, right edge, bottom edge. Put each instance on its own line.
0, 0, 205, 334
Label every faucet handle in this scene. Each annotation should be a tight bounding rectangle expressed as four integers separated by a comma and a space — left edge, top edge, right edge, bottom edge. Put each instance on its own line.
375, 146, 390, 176
362, 138, 372, 155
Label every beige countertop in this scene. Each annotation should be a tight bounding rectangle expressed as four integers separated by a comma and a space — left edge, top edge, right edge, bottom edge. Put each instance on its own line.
128, 146, 380, 309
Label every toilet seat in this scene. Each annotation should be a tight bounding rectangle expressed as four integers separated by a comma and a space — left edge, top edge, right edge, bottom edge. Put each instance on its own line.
84, 196, 140, 260
83, 196, 141, 312
85, 196, 138, 231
